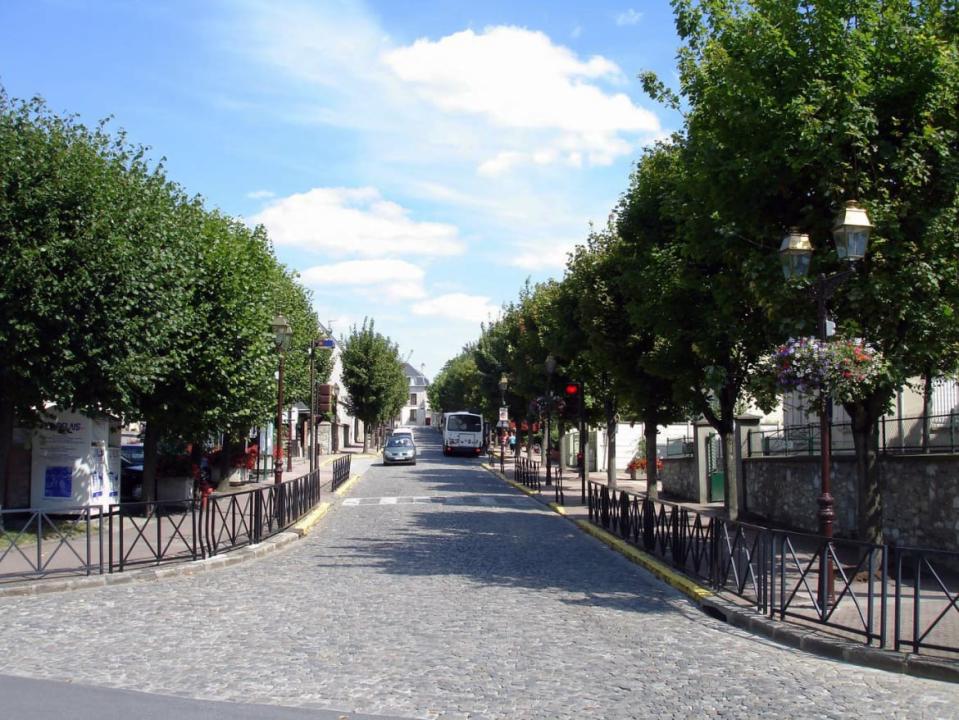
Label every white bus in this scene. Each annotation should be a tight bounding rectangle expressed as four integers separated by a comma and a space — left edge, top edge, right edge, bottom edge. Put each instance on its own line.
443, 411, 485, 457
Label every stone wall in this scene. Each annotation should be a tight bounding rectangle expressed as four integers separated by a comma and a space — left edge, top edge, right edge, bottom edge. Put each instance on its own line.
882, 455, 959, 550
743, 456, 857, 534
661, 456, 697, 502
743, 454, 959, 551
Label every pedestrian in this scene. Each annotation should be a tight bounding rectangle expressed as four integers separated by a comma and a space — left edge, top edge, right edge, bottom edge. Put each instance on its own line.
508, 432, 516, 453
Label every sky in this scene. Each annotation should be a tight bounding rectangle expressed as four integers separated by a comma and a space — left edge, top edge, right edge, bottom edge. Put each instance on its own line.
0, 0, 683, 380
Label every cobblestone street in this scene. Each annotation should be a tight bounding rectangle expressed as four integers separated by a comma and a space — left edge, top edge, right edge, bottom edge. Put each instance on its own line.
1, 429, 956, 719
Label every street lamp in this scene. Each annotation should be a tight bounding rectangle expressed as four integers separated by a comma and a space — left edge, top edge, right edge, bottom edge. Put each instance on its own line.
544, 354, 557, 487
498, 373, 509, 468
271, 314, 293, 484
779, 200, 872, 603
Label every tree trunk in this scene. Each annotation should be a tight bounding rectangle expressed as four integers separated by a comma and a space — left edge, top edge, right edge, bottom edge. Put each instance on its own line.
605, 392, 617, 490
362, 422, 369, 453
142, 420, 160, 506
0, 388, 14, 511
645, 421, 658, 500
848, 400, 883, 544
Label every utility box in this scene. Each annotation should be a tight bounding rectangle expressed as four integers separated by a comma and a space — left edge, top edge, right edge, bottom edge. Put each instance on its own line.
30, 409, 120, 512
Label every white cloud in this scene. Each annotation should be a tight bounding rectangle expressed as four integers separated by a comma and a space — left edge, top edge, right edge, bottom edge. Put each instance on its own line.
383, 26, 661, 171
300, 259, 427, 302
411, 293, 501, 323
616, 9, 644, 26
249, 187, 465, 257
246, 189, 276, 199
508, 238, 577, 270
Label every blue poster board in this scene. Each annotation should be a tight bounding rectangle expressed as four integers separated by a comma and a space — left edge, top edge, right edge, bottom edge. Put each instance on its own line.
44, 466, 73, 498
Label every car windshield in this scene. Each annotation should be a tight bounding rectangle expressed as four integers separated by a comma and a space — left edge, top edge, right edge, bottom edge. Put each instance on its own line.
387, 438, 413, 448
121, 445, 144, 464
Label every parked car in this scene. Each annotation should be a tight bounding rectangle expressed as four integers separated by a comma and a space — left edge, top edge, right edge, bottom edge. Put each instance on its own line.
383, 436, 416, 465
120, 444, 144, 502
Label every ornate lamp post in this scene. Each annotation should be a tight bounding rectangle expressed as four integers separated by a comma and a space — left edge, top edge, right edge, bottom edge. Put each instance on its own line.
544, 354, 557, 487
271, 314, 293, 484
779, 200, 872, 603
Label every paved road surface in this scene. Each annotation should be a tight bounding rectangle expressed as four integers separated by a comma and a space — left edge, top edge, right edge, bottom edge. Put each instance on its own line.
0, 429, 955, 719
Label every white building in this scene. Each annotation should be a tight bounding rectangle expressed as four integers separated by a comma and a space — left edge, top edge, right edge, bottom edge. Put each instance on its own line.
397, 363, 431, 427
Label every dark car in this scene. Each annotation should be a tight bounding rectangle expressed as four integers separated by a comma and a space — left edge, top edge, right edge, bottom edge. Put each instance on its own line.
383, 436, 416, 465
120, 444, 144, 503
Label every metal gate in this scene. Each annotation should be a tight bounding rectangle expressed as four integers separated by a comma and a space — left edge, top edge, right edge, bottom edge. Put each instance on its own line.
705, 433, 725, 503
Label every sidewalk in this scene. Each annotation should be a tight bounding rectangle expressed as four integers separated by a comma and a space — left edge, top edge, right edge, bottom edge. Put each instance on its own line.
483, 450, 959, 682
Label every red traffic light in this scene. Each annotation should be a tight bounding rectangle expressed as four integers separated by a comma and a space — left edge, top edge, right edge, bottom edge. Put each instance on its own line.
564, 383, 580, 396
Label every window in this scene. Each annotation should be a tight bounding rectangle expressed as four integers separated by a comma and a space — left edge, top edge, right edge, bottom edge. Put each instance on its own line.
408, 409, 417, 421
410, 393, 417, 406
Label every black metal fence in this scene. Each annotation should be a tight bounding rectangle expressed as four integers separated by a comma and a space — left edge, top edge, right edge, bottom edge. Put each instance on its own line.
330, 455, 351, 492
748, 412, 959, 457
1, 467, 325, 584
587, 481, 958, 655
514, 457, 540, 490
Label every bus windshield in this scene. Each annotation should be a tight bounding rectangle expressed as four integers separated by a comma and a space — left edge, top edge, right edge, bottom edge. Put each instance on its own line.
447, 415, 482, 432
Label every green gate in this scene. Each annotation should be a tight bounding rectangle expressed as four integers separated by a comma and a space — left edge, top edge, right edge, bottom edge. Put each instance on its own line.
705, 433, 725, 503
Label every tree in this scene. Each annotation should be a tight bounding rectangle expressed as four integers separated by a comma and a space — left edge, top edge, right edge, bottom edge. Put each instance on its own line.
340, 319, 407, 452
0, 92, 196, 503
428, 350, 485, 415
649, 0, 959, 540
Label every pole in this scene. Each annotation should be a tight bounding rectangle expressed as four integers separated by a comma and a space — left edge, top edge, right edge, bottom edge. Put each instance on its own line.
309, 344, 316, 474
287, 406, 293, 472
275, 353, 285, 485
580, 383, 587, 503
817, 273, 835, 604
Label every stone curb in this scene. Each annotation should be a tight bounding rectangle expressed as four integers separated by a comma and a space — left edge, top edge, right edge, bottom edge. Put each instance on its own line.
480, 462, 959, 684
0, 469, 365, 600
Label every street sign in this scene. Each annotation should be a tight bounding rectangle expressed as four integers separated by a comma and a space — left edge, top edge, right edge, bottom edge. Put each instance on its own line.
319, 338, 336, 349
499, 406, 508, 421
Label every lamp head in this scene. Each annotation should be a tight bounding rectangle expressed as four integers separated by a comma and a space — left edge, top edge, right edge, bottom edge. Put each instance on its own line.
271, 314, 293, 352
779, 227, 813, 279
545, 354, 557, 376
833, 200, 872, 263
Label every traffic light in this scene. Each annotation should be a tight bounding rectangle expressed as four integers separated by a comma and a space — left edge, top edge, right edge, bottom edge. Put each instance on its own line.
563, 382, 582, 419
317, 383, 333, 414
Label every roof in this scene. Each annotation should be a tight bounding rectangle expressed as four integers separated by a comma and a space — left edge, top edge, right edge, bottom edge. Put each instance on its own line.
402, 362, 429, 386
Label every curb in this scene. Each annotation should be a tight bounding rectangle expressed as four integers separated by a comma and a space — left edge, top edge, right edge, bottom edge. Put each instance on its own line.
480, 463, 959, 684
334, 474, 363, 496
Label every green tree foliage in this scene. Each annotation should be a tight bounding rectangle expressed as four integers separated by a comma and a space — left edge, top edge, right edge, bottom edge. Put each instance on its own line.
0, 92, 197, 500
0, 90, 331, 503
340, 319, 407, 452
428, 350, 485, 415
646, 0, 959, 539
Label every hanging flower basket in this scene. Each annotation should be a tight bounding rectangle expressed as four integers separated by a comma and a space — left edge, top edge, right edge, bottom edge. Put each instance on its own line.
758, 337, 888, 407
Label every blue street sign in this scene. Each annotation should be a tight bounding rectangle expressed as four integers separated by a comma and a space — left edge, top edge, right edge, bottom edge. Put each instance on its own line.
319, 338, 336, 349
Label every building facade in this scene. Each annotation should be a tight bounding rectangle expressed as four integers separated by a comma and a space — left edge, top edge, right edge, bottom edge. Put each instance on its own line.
397, 363, 431, 427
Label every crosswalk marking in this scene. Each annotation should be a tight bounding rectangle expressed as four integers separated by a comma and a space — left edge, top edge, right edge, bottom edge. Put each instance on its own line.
342, 495, 530, 507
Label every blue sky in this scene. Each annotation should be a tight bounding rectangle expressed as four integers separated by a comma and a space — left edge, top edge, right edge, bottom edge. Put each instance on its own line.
0, 0, 682, 379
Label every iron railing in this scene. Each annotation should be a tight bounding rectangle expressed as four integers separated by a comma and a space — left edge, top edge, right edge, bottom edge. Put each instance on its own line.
895, 545, 959, 654
0, 506, 106, 581
665, 436, 695, 458
748, 412, 959, 457
1, 468, 325, 584
513, 457, 540, 490
586, 481, 955, 655
330, 455, 351, 492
